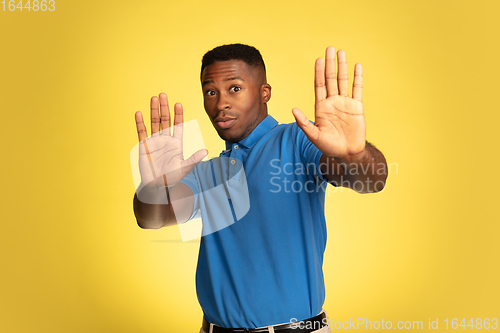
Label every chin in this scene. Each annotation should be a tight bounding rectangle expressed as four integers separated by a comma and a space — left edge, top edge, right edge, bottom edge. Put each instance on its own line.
218, 132, 240, 143
216, 129, 244, 143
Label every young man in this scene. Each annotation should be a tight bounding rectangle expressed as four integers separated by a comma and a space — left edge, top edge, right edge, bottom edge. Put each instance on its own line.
133, 44, 387, 333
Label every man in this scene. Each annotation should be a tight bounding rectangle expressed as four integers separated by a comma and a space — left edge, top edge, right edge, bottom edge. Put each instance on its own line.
133, 44, 387, 332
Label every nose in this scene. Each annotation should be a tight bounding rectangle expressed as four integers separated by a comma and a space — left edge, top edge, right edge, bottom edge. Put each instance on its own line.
216, 92, 230, 111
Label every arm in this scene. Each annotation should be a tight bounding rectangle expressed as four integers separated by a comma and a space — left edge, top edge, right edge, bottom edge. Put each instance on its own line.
133, 93, 207, 229
133, 182, 194, 229
293, 47, 387, 193
319, 141, 387, 193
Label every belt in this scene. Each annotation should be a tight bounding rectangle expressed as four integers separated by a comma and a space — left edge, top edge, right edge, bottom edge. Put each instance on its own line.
202, 312, 327, 333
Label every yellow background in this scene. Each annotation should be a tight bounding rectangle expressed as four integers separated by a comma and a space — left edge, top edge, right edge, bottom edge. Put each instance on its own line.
1, 0, 499, 331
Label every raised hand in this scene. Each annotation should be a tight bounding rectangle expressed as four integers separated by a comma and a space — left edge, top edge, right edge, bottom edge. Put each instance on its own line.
292, 47, 366, 158
135, 93, 207, 188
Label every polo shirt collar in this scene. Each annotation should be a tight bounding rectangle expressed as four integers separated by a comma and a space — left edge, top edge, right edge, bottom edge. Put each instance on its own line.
225, 115, 278, 150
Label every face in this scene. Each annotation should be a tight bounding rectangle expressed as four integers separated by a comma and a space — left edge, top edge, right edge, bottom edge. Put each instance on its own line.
201, 60, 271, 142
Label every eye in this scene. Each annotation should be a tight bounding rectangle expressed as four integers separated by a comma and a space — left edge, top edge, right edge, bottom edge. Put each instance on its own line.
205, 90, 216, 97
229, 86, 241, 93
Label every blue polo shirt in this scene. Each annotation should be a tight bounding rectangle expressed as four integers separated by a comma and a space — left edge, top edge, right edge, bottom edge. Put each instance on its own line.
180, 115, 328, 328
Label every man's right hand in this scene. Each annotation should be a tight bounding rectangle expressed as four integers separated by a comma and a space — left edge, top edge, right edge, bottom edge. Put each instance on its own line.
135, 93, 207, 189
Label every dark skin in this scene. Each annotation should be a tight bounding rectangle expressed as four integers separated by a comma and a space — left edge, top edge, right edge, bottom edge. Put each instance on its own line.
293, 48, 366, 158
201, 60, 271, 143
292, 47, 387, 192
133, 47, 387, 229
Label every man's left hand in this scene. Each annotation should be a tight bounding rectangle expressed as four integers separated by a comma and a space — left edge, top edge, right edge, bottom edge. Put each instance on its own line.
292, 46, 366, 159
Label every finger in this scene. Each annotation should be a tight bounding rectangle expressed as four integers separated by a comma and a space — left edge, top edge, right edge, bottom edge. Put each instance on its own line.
143, 140, 155, 174
172, 103, 184, 139
314, 58, 326, 103
325, 46, 338, 97
352, 63, 363, 102
292, 108, 320, 143
135, 111, 148, 142
337, 50, 349, 97
159, 93, 171, 135
150, 96, 161, 134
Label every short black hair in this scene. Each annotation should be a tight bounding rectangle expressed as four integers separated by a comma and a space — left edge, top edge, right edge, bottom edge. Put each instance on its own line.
201, 43, 266, 79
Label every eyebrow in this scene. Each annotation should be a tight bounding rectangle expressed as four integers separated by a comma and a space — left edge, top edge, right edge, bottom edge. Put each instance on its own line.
202, 76, 245, 86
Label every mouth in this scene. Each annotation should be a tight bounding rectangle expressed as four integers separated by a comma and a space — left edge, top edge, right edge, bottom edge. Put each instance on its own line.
215, 117, 236, 130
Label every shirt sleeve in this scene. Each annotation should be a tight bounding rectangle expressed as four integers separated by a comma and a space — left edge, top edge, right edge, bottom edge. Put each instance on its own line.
293, 123, 328, 183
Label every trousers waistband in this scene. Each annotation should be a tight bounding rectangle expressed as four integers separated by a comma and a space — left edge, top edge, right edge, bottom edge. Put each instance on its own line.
202, 312, 327, 333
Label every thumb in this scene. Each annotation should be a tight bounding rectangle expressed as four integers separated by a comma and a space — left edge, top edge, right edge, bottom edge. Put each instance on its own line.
184, 149, 208, 168
178, 149, 208, 181
292, 108, 319, 143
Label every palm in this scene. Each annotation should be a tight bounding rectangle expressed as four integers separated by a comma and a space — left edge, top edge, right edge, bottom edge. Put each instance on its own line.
135, 93, 207, 187
293, 47, 366, 158
138, 132, 188, 186
313, 94, 365, 157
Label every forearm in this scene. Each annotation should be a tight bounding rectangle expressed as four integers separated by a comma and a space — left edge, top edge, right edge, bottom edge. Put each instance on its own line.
321, 141, 388, 193
133, 183, 175, 229
133, 181, 195, 229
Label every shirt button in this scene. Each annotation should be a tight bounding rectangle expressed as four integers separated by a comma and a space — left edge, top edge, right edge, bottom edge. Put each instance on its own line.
234, 145, 239, 149
231, 159, 236, 165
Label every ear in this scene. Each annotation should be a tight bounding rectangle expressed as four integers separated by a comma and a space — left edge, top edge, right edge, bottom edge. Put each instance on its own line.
261, 84, 271, 103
